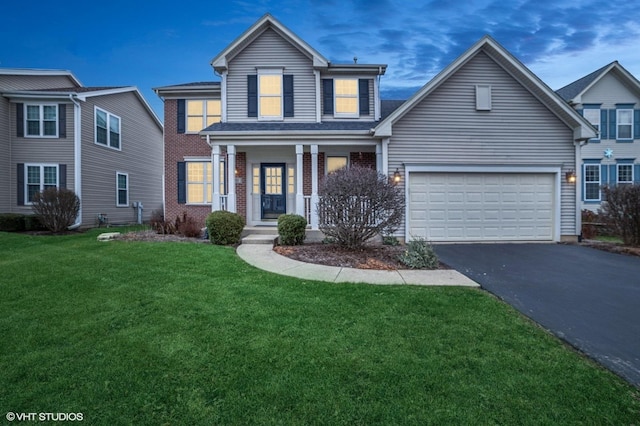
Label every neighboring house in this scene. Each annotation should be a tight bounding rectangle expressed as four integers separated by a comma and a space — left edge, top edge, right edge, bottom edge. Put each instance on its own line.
155, 13, 595, 242
556, 62, 640, 212
0, 68, 164, 227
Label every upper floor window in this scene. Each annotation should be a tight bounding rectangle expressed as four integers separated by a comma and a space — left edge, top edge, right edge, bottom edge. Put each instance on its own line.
187, 100, 221, 132
617, 109, 633, 140
259, 70, 283, 120
617, 164, 634, 185
322, 78, 370, 117
584, 164, 601, 202
334, 79, 358, 117
95, 107, 121, 150
583, 108, 600, 138
25, 164, 58, 204
25, 104, 58, 137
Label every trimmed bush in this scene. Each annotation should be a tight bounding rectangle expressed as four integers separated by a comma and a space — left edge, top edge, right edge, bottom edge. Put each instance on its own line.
31, 188, 80, 233
24, 215, 44, 232
206, 210, 245, 245
399, 236, 439, 269
277, 214, 307, 245
601, 184, 640, 246
0, 213, 26, 232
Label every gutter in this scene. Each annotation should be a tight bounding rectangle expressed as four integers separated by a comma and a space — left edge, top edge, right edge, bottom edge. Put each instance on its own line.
68, 94, 82, 230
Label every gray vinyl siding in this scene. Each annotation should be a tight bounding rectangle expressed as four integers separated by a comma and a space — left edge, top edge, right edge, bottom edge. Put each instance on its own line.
0, 97, 10, 211
321, 77, 375, 121
226, 28, 316, 122
0, 74, 77, 91
80, 91, 163, 225
389, 51, 576, 236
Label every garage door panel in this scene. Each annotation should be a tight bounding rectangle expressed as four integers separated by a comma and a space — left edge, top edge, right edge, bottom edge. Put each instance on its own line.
409, 172, 554, 242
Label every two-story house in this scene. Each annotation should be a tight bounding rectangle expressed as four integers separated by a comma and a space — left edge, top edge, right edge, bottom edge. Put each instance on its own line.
556, 62, 640, 212
1, 68, 164, 227
156, 14, 595, 242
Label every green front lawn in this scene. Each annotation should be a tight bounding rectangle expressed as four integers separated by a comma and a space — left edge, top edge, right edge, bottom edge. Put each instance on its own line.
1, 230, 638, 425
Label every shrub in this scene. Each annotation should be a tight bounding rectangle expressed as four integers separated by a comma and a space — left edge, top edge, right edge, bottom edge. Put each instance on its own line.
150, 209, 176, 235
277, 214, 307, 245
0, 213, 26, 232
24, 215, 44, 232
399, 236, 439, 269
600, 184, 640, 246
317, 165, 404, 249
176, 212, 202, 238
31, 188, 80, 233
206, 210, 245, 245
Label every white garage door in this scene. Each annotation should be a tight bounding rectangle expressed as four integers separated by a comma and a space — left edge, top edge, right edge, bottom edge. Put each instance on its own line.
408, 172, 555, 242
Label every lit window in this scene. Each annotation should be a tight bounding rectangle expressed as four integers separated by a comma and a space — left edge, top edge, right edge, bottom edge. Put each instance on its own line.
584, 164, 601, 201
327, 156, 348, 173
259, 72, 283, 119
617, 109, 633, 139
25, 104, 58, 137
25, 164, 58, 204
334, 79, 358, 116
288, 166, 295, 194
617, 164, 633, 184
116, 172, 129, 207
95, 107, 121, 149
253, 166, 260, 194
186, 161, 225, 204
187, 100, 221, 132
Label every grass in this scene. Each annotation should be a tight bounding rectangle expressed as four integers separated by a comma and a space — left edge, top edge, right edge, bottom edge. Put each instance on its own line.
1, 229, 639, 425
594, 235, 624, 243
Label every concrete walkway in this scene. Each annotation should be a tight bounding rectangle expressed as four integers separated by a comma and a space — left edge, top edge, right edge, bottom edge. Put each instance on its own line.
236, 244, 479, 287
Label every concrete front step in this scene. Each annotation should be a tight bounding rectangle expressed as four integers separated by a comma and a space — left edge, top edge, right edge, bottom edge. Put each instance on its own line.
241, 234, 279, 245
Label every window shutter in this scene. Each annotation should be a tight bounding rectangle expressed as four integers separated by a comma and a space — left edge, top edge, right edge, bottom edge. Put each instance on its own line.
322, 79, 333, 115
609, 109, 616, 140
283, 75, 294, 117
634, 165, 640, 183
600, 109, 608, 139
577, 109, 583, 116
17, 163, 24, 206
601, 164, 609, 185
177, 162, 186, 204
634, 109, 640, 139
16, 103, 24, 137
59, 164, 67, 189
177, 99, 186, 134
247, 75, 258, 117
358, 79, 370, 116
609, 165, 617, 185
58, 104, 66, 138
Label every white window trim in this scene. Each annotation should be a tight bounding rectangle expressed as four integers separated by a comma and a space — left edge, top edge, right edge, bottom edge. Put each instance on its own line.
583, 164, 601, 202
617, 163, 634, 184
616, 108, 633, 140
116, 172, 129, 207
94, 106, 122, 150
258, 69, 284, 121
186, 99, 221, 133
334, 78, 359, 118
24, 104, 58, 138
25, 163, 59, 205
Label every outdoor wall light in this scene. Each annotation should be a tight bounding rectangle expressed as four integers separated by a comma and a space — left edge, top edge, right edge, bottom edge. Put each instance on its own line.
393, 168, 401, 184
566, 170, 576, 183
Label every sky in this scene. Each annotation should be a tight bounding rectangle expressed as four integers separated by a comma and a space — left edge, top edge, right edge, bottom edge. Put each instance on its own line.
2, 0, 640, 122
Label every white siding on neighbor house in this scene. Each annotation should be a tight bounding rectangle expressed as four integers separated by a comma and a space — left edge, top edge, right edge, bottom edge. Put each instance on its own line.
0, 97, 10, 212
226, 28, 317, 123
80, 91, 163, 226
388, 51, 576, 238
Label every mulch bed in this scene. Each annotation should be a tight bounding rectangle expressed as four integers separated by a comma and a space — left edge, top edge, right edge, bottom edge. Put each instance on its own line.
579, 240, 640, 257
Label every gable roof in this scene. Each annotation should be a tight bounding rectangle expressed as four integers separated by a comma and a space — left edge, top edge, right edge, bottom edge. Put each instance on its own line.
555, 61, 640, 104
375, 35, 596, 141
0, 68, 83, 87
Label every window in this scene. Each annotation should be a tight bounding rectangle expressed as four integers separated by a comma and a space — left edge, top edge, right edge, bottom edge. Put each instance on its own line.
187, 100, 221, 132
25, 164, 58, 204
617, 164, 633, 185
617, 109, 633, 140
583, 108, 600, 137
259, 71, 283, 120
186, 161, 226, 204
327, 156, 348, 173
25, 104, 57, 137
475, 85, 491, 110
116, 172, 129, 207
288, 166, 295, 194
95, 107, 121, 149
584, 164, 601, 201
334, 79, 358, 117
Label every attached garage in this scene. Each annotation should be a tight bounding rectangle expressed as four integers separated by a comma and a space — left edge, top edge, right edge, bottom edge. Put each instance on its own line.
406, 167, 560, 242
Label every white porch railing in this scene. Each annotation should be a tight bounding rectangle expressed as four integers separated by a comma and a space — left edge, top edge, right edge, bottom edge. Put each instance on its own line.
219, 195, 228, 211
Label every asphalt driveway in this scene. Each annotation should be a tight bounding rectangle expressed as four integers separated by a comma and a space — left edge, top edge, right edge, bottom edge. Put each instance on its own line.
434, 243, 640, 388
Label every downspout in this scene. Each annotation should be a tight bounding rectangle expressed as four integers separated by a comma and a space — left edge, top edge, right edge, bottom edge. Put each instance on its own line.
68, 94, 82, 230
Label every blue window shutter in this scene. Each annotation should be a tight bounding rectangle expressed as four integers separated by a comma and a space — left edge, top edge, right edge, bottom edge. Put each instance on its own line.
609, 165, 617, 185
16, 103, 24, 137
358, 79, 370, 115
577, 109, 583, 116
58, 104, 66, 138
177, 99, 185, 134
322, 79, 333, 114
634, 109, 640, 139
634, 165, 640, 183
17, 163, 24, 206
601, 164, 609, 185
59, 164, 67, 189
247, 75, 258, 117
177, 162, 186, 204
609, 109, 616, 140
600, 109, 608, 139
283, 75, 294, 117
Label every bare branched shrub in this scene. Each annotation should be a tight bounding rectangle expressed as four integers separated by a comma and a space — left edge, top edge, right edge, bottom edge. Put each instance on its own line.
317, 166, 404, 249
601, 184, 640, 246
31, 188, 80, 233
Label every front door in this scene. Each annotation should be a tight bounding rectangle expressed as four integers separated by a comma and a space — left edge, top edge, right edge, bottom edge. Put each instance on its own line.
261, 163, 286, 219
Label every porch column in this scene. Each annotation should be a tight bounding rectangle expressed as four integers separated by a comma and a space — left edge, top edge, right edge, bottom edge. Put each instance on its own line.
376, 141, 382, 172
311, 144, 319, 230
212, 145, 221, 211
382, 137, 390, 175
227, 145, 236, 213
295, 144, 305, 217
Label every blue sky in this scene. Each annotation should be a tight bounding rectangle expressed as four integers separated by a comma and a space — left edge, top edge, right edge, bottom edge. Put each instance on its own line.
2, 0, 640, 122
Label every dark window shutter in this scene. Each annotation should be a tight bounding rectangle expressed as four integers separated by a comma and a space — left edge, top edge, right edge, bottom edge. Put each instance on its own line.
634, 109, 640, 139
600, 109, 608, 139
322, 79, 333, 115
577, 109, 583, 116
177, 162, 186, 204
601, 164, 609, 185
359, 79, 370, 116
16, 103, 24, 137
177, 99, 186, 134
609, 165, 617, 185
59, 164, 67, 189
283, 74, 294, 117
248, 75, 258, 117
609, 109, 616, 140
58, 104, 66, 138
17, 163, 24, 205
634, 165, 640, 183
